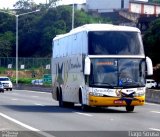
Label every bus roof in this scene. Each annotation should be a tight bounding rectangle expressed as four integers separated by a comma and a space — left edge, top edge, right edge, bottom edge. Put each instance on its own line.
53, 24, 140, 40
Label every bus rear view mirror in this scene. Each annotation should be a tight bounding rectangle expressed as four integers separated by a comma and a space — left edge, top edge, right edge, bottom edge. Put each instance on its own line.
84, 56, 91, 75
146, 56, 153, 76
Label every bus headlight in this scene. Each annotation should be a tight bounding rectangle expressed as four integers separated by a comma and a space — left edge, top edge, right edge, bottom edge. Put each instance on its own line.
133, 92, 145, 97
133, 88, 145, 97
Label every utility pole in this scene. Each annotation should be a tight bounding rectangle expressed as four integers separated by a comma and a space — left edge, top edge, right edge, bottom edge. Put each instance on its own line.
72, 0, 75, 29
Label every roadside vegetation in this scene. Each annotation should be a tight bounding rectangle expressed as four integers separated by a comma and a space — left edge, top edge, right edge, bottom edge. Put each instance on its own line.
143, 18, 160, 83
0, 0, 110, 58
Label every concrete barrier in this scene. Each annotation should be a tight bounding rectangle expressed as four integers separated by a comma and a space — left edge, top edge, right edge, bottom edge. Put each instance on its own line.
13, 85, 160, 104
13, 84, 52, 93
146, 89, 160, 104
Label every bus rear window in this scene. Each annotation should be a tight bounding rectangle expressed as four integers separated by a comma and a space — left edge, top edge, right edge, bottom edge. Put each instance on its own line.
88, 31, 144, 55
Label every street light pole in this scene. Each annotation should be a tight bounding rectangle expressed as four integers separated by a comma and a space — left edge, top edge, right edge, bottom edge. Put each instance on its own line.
15, 10, 40, 86
0, 9, 40, 86
16, 15, 18, 86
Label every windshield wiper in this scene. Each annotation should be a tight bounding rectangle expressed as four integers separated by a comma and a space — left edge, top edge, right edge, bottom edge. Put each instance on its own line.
121, 81, 142, 87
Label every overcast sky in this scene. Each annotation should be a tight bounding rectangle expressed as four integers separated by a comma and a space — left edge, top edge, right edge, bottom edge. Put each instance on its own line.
0, 0, 86, 9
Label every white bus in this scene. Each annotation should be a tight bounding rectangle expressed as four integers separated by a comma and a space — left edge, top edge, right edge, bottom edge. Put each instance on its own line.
51, 24, 153, 112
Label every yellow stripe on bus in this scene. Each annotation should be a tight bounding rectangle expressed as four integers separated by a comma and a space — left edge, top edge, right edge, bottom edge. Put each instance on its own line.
89, 95, 145, 107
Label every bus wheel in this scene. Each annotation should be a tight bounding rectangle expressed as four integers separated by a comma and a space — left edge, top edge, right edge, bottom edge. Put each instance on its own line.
81, 104, 90, 111
79, 91, 90, 111
66, 102, 74, 108
59, 91, 74, 108
126, 106, 134, 112
59, 91, 64, 107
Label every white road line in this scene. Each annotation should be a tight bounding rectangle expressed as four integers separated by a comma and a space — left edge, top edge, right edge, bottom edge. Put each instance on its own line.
149, 128, 160, 131
110, 118, 114, 121
0, 113, 55, 137
34, 103, 45, 106
11, 99, 18, 101
31, 96, 39, 98
75, 112, 93, 117
23, 90, 50, 94
150, 111, 160, 114
0, 112, 39, 131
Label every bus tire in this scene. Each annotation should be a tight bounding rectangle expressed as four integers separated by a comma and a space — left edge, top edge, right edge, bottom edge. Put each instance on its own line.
79, 89, 90, 111
59, 90, 65, 107
59, 90, 74, 108
126, 106, 134, 112
79, 89, 82, 104
65, 102, 74, 108
56, 88, 59, 101
81, 104, 90, 111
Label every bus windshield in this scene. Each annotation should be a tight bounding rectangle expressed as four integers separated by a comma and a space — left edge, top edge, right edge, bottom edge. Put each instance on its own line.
88, 31, 144, 55
90, 58, 146, 88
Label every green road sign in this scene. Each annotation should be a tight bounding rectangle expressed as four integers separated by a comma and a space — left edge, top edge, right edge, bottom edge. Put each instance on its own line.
43, 74, 52, 83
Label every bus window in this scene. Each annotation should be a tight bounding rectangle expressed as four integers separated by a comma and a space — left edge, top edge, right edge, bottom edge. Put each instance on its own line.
90, 58, 145, 88
88, 31, 144, 55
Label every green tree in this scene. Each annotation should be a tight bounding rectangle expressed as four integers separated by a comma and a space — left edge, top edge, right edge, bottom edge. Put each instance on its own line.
0, 13, 15, 33
0, 5, 110, 57
13, 0, 37, 10
0, 31, 15, 57
143, 18, 160, 65
47, 0, 60, 8
149, 0, 160, 3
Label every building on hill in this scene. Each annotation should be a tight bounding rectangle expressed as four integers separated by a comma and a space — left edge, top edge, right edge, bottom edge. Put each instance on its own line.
129, 0, 160, 15
119, 0, 160, 32
86, 0, 130, 13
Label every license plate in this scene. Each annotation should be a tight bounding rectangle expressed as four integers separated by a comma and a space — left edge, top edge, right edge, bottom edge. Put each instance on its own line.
114, 100, 123, 104
3, 84, 9, 87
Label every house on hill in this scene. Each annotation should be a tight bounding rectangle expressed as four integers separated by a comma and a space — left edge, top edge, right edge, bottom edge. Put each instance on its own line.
86, 0, 130, 13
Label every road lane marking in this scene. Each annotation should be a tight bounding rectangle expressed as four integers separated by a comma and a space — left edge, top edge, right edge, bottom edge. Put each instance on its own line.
0, 112, 55, 137
31, 96, 39, 98
0, 112, 39, 131
149, 128, 160, 131
23, 90, 50, 94
11, 99, 18, 101
150, 111, 160, 114
110, 118, 114, 121
34, 103, 45, 106
75, 112, 93, 117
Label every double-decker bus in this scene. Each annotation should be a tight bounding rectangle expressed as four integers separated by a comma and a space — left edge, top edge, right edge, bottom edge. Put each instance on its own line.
51, 24, 153, 112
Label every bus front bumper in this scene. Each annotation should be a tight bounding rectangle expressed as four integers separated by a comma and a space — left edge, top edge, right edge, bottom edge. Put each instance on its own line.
89, 95, 145, 107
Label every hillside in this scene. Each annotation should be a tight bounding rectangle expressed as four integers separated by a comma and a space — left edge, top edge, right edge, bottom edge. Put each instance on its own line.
0, 6, 109, 58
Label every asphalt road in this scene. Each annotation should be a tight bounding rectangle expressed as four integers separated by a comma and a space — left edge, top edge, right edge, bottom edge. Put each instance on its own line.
0, 89, 160, 137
